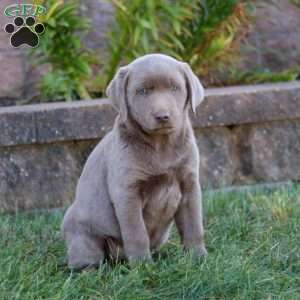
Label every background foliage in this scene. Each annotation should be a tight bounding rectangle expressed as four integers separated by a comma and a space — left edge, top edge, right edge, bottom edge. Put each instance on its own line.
32, 0, 96, 101
106, 0, 251, 85
30, 0, 252, 101
31, 0, 299, 102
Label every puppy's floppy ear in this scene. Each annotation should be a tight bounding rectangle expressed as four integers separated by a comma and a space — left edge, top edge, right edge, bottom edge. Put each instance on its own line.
106, 66, 130, 122
181, 62, 205, 114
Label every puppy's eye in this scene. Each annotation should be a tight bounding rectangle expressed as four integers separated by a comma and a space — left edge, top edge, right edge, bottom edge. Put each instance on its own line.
136, 87, 153, 96
137, 88, 147, 95
171, 84, 179, 92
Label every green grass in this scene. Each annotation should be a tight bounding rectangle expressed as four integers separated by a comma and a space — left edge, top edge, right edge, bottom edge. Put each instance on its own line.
1, 185, 300, 300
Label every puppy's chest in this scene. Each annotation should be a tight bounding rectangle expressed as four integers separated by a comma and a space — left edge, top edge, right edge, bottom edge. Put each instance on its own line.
139, 173, 182, 220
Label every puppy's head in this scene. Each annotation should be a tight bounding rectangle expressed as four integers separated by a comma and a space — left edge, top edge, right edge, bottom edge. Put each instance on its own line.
106, 54, 204, 135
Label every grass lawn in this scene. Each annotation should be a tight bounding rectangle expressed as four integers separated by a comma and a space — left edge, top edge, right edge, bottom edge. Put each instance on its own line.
1, 185, 300, 300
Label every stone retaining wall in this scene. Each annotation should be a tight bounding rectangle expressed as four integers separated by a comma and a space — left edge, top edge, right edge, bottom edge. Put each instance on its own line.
0, 82, 299, 213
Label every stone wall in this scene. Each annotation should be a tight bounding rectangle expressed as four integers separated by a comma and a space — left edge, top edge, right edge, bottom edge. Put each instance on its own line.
244, 0, 300, 72
0, 0, 299, 106
0, 82, 299, 213
0, 0, 26, 106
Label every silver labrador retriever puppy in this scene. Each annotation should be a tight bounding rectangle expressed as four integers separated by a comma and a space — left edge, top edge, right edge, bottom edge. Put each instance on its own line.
62, 53, 207, 270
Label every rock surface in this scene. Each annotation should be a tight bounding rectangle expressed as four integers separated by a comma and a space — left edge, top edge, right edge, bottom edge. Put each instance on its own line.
0, 141, 98, 212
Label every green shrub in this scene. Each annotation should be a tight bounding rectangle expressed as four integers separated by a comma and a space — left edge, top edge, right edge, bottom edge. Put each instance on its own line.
32, 0, 96, 101
31, 0, 251, 101
106, 0, 250, 85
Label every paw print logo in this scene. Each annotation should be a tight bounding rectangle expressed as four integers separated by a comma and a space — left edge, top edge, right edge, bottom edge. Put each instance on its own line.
4, 16, 45, 48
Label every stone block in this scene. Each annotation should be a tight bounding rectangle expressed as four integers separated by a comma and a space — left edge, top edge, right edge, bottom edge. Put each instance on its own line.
0, 110, 36, 146
254, 0, 300, 34
0, 52, 24, 98
80, 0, 115, 51
0, 99, 117, 146
196, 127, 237, 188
0, 140, 98, 213
232, 120, 300, 185
0, 0, 22, 50
35, 100, 116, 143
194, 82, 300, 128
249, 120, 300, 182
260, 31, 300, 71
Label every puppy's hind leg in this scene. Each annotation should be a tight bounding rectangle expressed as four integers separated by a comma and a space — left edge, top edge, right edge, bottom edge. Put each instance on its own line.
67, 233, 105, 271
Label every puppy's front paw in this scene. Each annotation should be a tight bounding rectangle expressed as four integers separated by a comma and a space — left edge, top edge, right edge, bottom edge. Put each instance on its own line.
195, 245, 208, 256
186, 245, 208, 258
128, 252, 153, 266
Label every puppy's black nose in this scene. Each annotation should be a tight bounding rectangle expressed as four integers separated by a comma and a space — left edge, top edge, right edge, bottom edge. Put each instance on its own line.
154, 112, 170, 123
